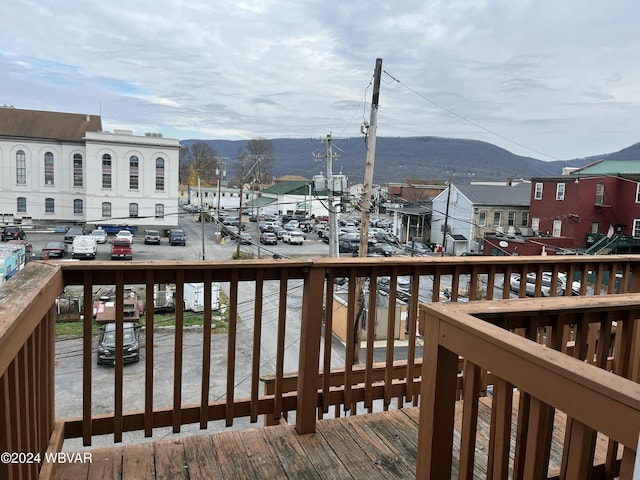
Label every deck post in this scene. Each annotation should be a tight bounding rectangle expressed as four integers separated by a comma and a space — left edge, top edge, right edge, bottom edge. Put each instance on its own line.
296, 265, 325, 435
416, 308, 458, 478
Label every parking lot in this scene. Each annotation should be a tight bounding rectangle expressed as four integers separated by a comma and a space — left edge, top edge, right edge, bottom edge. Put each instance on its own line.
20, 215, 336, 263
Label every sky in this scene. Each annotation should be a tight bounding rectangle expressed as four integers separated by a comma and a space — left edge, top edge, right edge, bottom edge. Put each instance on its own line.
2, 0, 639, 161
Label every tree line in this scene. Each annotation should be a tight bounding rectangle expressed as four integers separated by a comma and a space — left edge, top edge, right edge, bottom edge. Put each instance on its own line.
179, 138, 275, 187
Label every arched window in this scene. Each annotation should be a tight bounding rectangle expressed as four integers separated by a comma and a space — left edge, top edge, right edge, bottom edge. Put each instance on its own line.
45, 198, 55, 213
16, 151, 26, 185
44, 152, 54, 185
102, 202, 112, 218
17, 197, 26, 212
155, 158, 165, 191
74, 199, 83, 214
130, 156, 139, 190
73, 154, 83, 187
102, 154, 112, 189
129, 203, 139, 217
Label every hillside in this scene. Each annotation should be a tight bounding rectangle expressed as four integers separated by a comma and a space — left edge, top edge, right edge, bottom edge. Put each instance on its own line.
180, 136, 632, 184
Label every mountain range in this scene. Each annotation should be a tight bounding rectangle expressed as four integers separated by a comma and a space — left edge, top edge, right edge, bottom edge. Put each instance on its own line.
181, 137, 640, 184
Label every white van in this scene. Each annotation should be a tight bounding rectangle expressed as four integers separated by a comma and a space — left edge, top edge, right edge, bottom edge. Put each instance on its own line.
72, 235, 97, 259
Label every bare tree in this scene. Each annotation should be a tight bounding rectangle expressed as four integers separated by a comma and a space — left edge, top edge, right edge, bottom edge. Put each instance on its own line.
235, 138, 274, 185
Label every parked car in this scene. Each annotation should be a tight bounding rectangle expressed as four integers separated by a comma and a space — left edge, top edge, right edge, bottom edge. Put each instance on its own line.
2, 225, 26, 241
282, 230, 305, 245
168, 229, 186, 246
7, 239, 33, 254
260, 232, 278, 245
64, 227, 84, 244
91, 229, 108, 244
239, 232, 253, 245
97, 322, 140, 366
72, 235, 97, 260
144, 229, 161, 245
115, 230, 134, 244
377, 276, 412, 301
221, 225, 239, 238
42, 241, 68, 258
111, 238, 133, 260
508, 272, 567, 297
368, 242, 396, 257
269, 225, 286, 240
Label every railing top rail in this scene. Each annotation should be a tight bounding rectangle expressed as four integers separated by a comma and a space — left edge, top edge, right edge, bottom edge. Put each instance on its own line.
430, 292, 640, 319
420, 296, 640, 447
0, 261, 64, 374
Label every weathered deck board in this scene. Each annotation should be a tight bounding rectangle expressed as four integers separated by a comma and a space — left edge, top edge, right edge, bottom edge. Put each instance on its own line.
54, 401, 618, 480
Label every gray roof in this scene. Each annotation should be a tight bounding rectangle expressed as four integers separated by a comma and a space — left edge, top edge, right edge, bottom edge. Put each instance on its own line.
0, 107, 102, 142
455, 183, 531, 207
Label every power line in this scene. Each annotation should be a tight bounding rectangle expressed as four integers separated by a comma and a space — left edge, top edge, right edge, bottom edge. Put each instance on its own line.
382, 69, 561, 161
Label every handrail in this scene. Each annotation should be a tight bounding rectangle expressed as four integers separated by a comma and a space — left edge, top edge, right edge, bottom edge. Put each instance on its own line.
417, 295, 640, 479
3, 255, 640, 479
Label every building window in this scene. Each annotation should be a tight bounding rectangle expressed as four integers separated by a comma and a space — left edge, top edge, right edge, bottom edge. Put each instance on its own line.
17, 197, 26, 213
591, 222, 599, 234
633, 219, 640, 237
155, 204, 164, 219
73, 199, 83, 214
636, 184, 640, 203
534, 182, 543, 200
45, 198, 55, 213
595, 183, 605, 205
521, 211, 529, 227
130, 156, 139, 190
493, 211, 502, 227
102, 154, 112, 189
155, 158, 165, 191
532, 217, 540, 233
507, 211, 516, 227
129, 203, 138, 217
44, 152, 54, 185
556, 183, 565, 201
16, 150, 26, 185
478, 211, 487, 227
102, 202, 111, 218
553, 219, 562, 237
73, 154, 83, 187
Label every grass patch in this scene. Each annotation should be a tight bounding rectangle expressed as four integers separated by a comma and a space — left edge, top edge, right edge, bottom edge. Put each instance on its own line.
55, 290, 231, 336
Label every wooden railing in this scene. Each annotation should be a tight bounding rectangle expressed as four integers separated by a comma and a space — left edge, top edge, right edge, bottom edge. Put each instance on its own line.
417, 294, 640, 479
2, 255, 640, 479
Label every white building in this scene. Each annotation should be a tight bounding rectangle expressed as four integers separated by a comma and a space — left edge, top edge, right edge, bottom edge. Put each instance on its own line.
0, 107, 181, 229
430, 183, 531, 255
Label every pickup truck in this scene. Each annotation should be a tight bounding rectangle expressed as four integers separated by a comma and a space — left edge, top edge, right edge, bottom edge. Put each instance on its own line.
111, 238, 132, 260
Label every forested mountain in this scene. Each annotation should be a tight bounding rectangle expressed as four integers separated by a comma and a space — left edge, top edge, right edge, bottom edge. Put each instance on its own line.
181, 136, 639, 184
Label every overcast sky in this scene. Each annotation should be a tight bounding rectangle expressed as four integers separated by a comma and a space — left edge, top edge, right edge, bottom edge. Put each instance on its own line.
2, 0, 639, 160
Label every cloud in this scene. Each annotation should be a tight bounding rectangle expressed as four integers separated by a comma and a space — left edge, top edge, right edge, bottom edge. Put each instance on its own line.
1, 0, 639, 160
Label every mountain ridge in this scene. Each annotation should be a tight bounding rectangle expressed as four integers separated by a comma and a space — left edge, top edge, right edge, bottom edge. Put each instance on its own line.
180, 136, 640, 184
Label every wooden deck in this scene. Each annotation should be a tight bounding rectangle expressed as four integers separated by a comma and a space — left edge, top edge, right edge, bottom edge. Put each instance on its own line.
53, 395, 616, 480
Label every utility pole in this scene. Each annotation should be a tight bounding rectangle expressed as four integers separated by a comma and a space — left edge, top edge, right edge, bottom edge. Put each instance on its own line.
442, 179, 452, 256
314, 133, 340, 258
354, 58, 383, 364
235, 155, 263, 259
199, 176, 205, 260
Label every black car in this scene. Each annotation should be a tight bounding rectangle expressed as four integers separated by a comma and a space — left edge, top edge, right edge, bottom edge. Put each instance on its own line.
97, 322, 140, 366
64, 227, 84, 243
144, 229, 161, 245
168, 229, 186, 246
2, 226, 26, 241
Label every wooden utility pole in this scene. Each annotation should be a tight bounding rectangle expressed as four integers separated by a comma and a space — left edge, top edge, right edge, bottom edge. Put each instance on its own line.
354, 58, 383, 364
